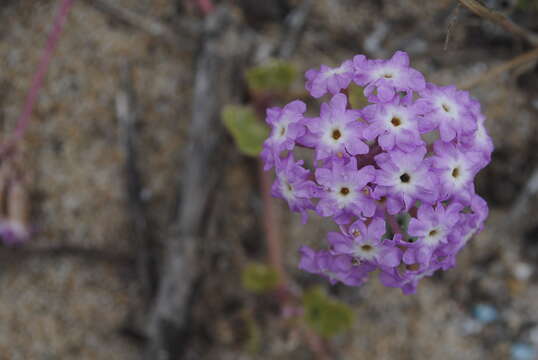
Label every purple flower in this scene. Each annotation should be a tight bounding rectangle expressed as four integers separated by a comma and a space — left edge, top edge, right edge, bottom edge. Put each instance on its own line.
305, 60, 354, 98
328, 218, 402, 267
262, 51, 492, 294
354, 51, 426, 103
405, 202, 463, 265
431, 141, 482, 202
379, 262, 441, 294
315, 157, 376, 224
362, 97, 424, 152
261, 100, 306, 170
374, 147, 437, 214
435, 196, 488, 268
416, 84, 477, 142
272, 153, 317, 224
305, 93, 369, 160
461, 113, 494, 169
298, 246, 372, 286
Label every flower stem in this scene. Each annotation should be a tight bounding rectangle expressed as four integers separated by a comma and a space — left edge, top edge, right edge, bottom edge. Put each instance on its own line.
0, 0, 76, 159
195, 0, 214, 15
386, 213, 403, 235
258, 160, 287, 286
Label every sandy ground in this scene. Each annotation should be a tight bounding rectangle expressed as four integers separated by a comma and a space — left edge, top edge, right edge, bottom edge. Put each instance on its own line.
0, 0, 537, 359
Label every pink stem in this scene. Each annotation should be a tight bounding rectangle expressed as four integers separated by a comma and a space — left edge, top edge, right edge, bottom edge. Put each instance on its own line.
258, 160, 287, 286
386, 213, 403, 235
196, 0, 214, 15
0, 0, 75, 159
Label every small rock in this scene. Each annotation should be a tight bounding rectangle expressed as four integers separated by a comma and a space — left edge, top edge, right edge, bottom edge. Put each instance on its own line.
513, 262, 533, 281
511, 343, 536, 360
472, 304, 498, 324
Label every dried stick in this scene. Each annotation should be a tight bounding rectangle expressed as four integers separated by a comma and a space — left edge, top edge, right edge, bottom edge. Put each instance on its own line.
459, 46, 538, 89
444, 3, 461, 51
116, 63, 155, 302
145, 7, 253, 359
0, 0, 75, 159
458, 0, 538, 46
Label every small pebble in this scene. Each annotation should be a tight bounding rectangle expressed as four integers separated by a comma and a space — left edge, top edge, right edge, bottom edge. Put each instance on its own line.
511, 343, 536, 360
472, 304, 498, 324
513, 262, 533, 281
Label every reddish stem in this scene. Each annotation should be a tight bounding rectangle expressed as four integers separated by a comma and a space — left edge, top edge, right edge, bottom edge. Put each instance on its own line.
0, 0, 76, 159
258, 160, 287, 286
386, 213, 403, 235
196, 0, 215, 15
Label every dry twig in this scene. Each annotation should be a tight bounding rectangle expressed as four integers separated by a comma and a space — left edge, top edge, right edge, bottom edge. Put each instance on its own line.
459, 47, 538, 89
458, 0, 538, 46
144, 7, 254, 359
116, 63, 156, 303
444, 3, 461, 50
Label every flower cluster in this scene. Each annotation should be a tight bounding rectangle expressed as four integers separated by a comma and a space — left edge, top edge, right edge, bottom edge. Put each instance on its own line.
261, 51, 493, 294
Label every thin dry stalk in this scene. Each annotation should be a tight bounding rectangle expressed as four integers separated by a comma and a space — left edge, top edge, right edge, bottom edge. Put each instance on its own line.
459, 47, 538, 89
458, 0, 538, 46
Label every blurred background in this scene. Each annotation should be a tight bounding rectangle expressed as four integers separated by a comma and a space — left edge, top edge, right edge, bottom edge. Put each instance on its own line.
1, 0, 538, 359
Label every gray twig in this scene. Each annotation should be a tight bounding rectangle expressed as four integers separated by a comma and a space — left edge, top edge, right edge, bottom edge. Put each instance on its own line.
144, 7, 254, 360
459, 47, 538, 89
458, 0, 538, 46
116, 63, 155, 303
444, 3, 461, 51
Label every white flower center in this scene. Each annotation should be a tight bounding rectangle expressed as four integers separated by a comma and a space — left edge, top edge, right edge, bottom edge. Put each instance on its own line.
321, 124, 347, 149
353, 241, 379, 261
423, 227, 444, 247
279, 176, 296, 202
333, 184, 357, 207
436, 97, 459, 119
373, 65, 400, 81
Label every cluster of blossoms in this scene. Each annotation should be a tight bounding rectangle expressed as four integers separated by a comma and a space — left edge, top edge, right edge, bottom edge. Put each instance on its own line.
261, 51, 493, 294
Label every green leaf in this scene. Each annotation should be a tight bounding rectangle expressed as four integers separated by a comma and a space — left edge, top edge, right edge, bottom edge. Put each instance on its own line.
517, 0, 538, 10
222, 105, 269, 157
246, 60, 298, 94
242, 262, 280, 293
348, 83, 369, 109
242, 311, 261, 355
302, 287, 355, 338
